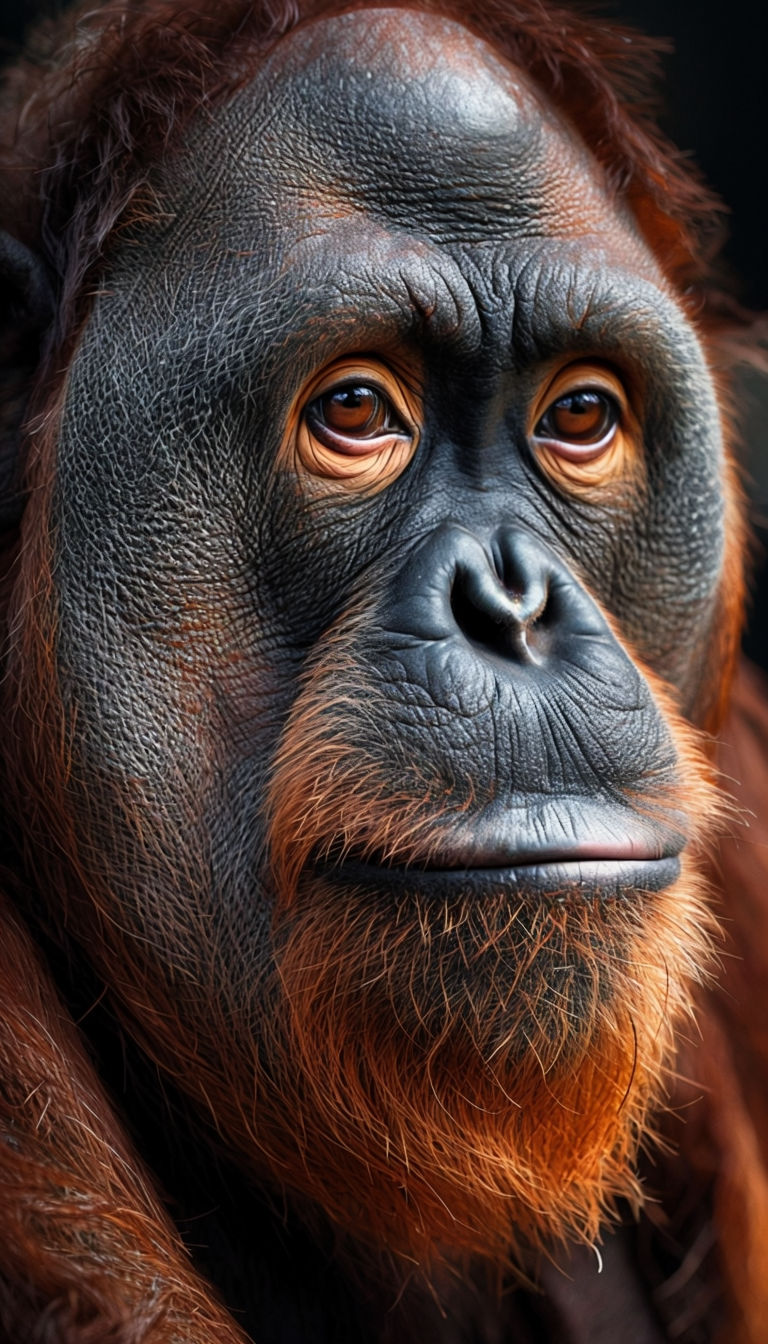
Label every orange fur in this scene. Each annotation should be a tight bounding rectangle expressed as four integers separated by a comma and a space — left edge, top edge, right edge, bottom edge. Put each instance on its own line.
263, 602, 724, 1270
0, 888, 247, 1343
676, 664, 768, 1344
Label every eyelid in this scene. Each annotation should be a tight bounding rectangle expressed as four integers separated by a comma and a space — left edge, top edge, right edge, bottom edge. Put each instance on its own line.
309, 366, 396, 408
280, 355, 422, 492
529, 361, 630, 432
301, 357, 422, 407
528, 359, 641, 491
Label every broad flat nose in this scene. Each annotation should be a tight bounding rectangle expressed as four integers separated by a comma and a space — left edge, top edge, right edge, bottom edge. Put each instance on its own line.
383, 523, 607, 672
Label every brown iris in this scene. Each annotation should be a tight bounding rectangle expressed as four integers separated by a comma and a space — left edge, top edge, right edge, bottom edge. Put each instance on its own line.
539, 390, 615, 446
307, 385, 396, 452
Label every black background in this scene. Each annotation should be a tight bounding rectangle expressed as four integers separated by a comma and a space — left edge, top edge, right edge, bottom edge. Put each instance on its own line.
2, 0, 766, 663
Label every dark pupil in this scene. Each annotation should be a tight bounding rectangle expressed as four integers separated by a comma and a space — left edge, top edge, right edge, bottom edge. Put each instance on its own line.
550, 391, 609, 441
321, 386, 382, 435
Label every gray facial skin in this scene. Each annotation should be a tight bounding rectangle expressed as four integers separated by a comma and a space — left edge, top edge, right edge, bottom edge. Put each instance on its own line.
53, 10, 723, 899
14, 8, 738, 1338
51, 0, 724, 1126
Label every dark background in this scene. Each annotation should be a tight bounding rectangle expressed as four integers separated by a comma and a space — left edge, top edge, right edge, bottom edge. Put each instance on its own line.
2, 0, 766, 663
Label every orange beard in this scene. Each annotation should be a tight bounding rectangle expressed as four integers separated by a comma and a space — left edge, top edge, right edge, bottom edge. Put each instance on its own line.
261, 867, 713, 1271
263, 631, 722, 1273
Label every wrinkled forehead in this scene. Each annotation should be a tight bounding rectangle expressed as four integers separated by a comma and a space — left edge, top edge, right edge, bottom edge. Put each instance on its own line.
165, 7, 640, 250
253, 8, 543, 205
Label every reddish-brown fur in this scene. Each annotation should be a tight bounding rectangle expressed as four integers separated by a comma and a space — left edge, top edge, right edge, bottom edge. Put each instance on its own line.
0, 884, 249, 1342
0, 2, 764, 1341
265, 605, 721, 1266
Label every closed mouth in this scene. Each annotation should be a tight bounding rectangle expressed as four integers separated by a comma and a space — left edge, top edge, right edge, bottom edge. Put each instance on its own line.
315, 853, 682, 901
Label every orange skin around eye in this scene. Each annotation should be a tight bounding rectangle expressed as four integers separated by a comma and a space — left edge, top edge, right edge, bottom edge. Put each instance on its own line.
529, 361, 642, 492
281, 358, 422, 493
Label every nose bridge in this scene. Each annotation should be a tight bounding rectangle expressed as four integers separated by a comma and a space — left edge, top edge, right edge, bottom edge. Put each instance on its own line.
477, 530, 550, 626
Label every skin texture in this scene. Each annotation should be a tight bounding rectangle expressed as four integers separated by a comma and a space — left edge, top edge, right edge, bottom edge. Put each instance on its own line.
46, 7, 725, 1253
0, 4, 765, 1343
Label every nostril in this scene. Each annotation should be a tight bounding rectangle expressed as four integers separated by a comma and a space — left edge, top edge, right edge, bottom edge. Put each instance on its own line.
449, 556, 548, 665
450, 571, 504, 651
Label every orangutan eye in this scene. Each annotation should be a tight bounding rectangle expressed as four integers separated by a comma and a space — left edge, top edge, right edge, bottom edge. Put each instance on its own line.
533, 389, 620, 461
305, 384, 407, 454
284, 358, 422, 492
526, 361, 639, 492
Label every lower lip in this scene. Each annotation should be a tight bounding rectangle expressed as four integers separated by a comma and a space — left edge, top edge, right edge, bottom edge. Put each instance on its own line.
316, 856, 681, 901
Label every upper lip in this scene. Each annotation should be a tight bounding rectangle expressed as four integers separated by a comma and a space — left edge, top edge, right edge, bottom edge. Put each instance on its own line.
320, 796, 687, 873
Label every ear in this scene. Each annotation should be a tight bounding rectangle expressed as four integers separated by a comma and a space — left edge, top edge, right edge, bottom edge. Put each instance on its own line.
0, 230, 54, 533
